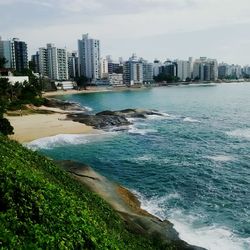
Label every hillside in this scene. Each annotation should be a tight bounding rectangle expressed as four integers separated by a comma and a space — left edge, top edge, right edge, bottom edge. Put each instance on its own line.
0, 136, 159, 249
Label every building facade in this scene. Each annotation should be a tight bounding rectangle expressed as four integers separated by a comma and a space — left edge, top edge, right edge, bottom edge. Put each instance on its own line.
38, 44, 68, 80
100, 58, 109, 79
0, 37, 28, 71
193, 57, 218, 81
176, 59, 191, 81
78, 34, 100, 80
123, 54, 143, 85
68, 51, 79, 79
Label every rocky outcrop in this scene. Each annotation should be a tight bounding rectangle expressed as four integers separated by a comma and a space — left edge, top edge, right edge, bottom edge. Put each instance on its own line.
67, 109, 163, 129
44, 98, 87, 112
58, 160, 206, 250
67, 113, 131, 129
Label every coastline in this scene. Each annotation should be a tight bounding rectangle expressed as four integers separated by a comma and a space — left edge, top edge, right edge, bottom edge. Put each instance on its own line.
42, 85, 152, 97
42, 86, 112, 97
5, 96, 206, 249
59, 160, 205, 250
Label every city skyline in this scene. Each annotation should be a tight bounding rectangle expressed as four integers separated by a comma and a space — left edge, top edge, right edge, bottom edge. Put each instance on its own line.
1, 0, 250, 65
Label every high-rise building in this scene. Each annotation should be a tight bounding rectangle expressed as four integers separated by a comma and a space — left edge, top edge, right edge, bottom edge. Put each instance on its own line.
0, 37, 28, 71
243, 65, 250, 77
38, 43, 68, 80
31, 52, 40, 73
13, 38, 28, 72
139, 58, 153, 83
78, 34, 100, 80
123, 54, 143, 86
176, 59, 191, 81
100, 58, 109, 79
159, 60, 177, 78
153, 59, 162, 77
193, 57, 218, 81
68, 51, 78, 79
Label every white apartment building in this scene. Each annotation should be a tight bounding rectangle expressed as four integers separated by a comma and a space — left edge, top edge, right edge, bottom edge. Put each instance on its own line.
123, 54, 143, 86
100, 58, 109, 79
176, 59, 191, 81
78, 34, 100, 80
153, 59, 162, 76
39, 44, 68, 81
193, 57, 218, 81
109, 73, 124, 86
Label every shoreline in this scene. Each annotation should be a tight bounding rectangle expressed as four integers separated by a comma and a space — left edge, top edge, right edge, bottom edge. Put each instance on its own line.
7, 113, 96, 143
5, 96, 205, 249
42, 85, 153, 97
59, 160, 205, 250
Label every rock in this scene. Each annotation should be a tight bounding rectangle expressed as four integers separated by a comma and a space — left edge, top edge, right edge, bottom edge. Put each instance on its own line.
44, 98, 87, 112
67, 108, 165, 129
58, 160, 206, 250
67, 113, 131, 129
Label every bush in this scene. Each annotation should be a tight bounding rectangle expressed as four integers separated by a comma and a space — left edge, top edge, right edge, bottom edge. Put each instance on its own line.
0, 118, 14, 135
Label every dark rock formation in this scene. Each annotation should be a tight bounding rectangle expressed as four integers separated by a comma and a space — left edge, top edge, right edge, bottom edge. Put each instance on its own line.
68, 109, 164, 129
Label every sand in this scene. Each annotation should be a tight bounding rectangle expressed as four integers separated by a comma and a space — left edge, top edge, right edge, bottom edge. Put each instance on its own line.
7, 113, 94, 143
43, 87, 112, 97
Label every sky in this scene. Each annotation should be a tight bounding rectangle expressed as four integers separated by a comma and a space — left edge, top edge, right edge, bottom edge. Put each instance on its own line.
1, 0, 250, 65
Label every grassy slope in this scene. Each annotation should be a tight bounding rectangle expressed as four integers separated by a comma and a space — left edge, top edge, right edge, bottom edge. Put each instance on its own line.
0, 136, 157, 250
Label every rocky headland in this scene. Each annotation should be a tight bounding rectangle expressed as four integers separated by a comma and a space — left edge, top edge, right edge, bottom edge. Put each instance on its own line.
58, 160, 206, 250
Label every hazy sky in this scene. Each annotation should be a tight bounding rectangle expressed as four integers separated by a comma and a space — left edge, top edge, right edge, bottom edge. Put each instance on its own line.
1, 0, 250, 65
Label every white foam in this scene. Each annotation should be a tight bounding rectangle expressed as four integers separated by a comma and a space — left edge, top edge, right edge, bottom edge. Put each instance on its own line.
226, 129, 250, 140
133, 154, 154, 162
147, 112, 177, 120
132, 191, 250, 250
169, 210, 250, 250
183, 117, 201, 123
206, 155, 235, 162
84, 106, 93, 112
26, 132, 117, 150
128, 125, 157, 135
132, 190, 182, 220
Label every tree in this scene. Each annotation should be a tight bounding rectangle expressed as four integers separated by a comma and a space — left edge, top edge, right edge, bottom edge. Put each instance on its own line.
75, 76, 89, 90
0, 78, 12, 102
0, 118, 14, 135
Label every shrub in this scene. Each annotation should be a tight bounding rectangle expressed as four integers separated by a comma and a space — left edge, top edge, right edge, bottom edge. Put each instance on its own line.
0, 118, 14, 135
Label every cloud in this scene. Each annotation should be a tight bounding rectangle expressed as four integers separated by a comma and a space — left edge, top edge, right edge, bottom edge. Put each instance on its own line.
1, 0, 250, 64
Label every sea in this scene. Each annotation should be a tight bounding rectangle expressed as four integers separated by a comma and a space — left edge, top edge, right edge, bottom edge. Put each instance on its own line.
27, 83, 250, 250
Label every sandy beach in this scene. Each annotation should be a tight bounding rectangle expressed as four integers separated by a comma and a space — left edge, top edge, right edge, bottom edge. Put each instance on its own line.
42, 86, 149, 97
43, 87, 112, 97
7, 113, 94, 143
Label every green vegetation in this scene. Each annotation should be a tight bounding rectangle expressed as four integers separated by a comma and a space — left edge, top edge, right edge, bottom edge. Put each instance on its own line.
0, 137, 162, 249
154, 73, 180, 83
0, 69, 45, 134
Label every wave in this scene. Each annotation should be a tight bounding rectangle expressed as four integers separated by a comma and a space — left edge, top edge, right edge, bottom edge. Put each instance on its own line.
206, 155, 235, 162
128, 125, 158, 135
146, 112, 177, 120
132, 190, 250, 250
183, 117, 201, 123
83, 106, 93, 112
26, 132, 117, 150
169, 210, 250, 250
226, 129, 250, 140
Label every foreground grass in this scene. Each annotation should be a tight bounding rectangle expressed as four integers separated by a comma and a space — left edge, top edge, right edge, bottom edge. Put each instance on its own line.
0, 136, 157, 249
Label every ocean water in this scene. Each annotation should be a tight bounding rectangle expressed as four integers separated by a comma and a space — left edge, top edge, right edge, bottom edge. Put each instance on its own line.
29, 83, 250, 250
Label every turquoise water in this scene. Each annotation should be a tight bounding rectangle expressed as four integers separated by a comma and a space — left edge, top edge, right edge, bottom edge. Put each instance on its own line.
29, 83, 250, 250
